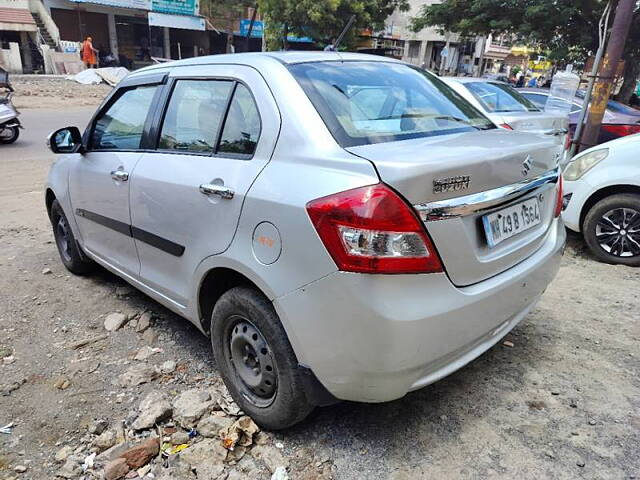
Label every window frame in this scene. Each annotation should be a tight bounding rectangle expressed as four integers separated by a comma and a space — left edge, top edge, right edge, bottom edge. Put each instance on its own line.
84, 73, 167, 153
151, 76, 262, 160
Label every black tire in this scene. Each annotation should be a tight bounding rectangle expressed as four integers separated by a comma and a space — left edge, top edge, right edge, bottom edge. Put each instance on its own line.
583, 193, 640, 266
49, 199, 95, 274
211, 286, 314, 430
0, 126, 19, 144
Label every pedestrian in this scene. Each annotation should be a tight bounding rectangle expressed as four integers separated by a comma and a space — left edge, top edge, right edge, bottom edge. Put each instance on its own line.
516, 74, 525, 88
527, 76, 538, 88
81, 36, 98, 69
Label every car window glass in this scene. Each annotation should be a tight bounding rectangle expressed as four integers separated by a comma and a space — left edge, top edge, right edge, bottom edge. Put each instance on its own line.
92, 86, 157, 150
217, 83, 261, 156
159, 80, 233, 153
466, 82, 539, 113
289, 62, 495, 147
522, 93, 548, 109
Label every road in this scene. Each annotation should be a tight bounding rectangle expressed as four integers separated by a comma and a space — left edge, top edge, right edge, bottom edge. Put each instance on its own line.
0, 106, 638, 480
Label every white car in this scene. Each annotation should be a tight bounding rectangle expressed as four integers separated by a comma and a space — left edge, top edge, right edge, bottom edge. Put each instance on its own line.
441, 77, 568, 142
563, 134, 640, 266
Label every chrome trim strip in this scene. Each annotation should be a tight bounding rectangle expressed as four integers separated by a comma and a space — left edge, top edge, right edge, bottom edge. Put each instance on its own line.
415, 168, 560, 221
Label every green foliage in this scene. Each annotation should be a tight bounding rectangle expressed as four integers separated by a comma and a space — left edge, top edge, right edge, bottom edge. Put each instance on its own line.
410, 0, 639, 66
259, 0, 409, 50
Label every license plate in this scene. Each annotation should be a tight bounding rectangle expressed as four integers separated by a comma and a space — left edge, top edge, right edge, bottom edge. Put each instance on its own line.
482, 197, 541, 248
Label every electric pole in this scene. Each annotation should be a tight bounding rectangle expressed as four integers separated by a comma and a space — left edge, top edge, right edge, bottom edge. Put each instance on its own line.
580, 0, 636, 151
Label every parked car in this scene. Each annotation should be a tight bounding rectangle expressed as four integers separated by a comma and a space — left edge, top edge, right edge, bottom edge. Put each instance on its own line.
441, 77, 569, 145
518, 87, 640, 146
562, 134, 640, 266
45, 52, 565, 429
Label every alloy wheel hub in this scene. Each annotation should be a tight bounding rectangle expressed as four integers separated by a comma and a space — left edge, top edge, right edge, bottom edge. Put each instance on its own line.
595, 207, 640, 257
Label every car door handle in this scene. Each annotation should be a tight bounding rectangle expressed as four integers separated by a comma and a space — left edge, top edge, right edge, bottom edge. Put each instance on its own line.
199, 183, 234, 199
544, 128, 569, 136
110, 170, 129, 182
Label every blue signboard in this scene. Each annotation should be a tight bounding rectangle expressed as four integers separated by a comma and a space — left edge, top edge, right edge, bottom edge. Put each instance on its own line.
237, 19, 313, 42
239, 19, 264, 38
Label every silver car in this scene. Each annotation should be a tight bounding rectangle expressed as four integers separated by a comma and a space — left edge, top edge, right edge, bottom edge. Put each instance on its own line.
442, 77, 569, 141
46, 52, 565, 429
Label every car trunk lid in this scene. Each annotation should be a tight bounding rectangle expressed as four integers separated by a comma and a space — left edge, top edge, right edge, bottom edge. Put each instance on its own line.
346, 129, 560, 286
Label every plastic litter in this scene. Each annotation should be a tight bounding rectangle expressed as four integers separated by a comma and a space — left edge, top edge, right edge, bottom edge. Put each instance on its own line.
160, 442, 189, 457
0, 422, 13, 434
188, 428, 197, 439
67, 67, 129, 87
271, 466, 289, 480
82, 452, 96, 471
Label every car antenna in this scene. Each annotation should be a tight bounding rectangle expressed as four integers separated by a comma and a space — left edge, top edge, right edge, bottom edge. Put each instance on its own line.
333, 15, 356, 51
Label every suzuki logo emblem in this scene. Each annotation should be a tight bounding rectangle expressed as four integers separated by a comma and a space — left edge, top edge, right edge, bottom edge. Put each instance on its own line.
522, 155, 532, 176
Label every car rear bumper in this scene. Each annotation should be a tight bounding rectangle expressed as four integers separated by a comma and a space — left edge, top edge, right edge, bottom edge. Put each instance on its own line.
274, 218, 565, 403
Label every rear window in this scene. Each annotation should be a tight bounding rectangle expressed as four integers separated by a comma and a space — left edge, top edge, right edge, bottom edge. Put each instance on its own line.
288, 61, 495, 147
466, 82, 540, 113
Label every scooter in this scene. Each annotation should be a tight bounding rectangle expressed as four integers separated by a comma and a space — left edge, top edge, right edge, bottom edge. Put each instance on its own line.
0, 67, 22, 144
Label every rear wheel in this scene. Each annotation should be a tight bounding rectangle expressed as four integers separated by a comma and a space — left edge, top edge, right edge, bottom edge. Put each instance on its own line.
50, 199, 95, 274
211, 286, 314, 430
0, 125, 19, 144
583, 193, 640, 266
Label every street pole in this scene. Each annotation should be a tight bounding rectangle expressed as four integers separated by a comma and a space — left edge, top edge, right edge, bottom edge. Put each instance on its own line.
579, 0, 635, 152
568, 1, 611, 159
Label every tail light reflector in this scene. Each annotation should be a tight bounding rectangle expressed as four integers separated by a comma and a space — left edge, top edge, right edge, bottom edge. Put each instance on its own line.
306, 184, 443, 274
554, 174, 563, 218
601, 124, 640, 137
500, 123, 513, 130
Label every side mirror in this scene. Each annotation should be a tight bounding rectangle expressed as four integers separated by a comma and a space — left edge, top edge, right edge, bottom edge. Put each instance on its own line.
47, 126, 84, 154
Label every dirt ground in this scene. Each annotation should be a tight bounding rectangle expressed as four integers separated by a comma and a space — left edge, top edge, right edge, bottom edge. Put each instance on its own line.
0, 78, 638, 480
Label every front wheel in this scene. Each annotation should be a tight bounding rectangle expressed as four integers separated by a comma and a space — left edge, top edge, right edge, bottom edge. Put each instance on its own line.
211, 286, 314, 430
0, 125, 19, 144
583, 193, 640, 266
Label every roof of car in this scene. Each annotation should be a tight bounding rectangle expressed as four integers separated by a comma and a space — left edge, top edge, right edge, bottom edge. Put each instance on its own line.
441, 76, 507, 84
131, 51, 401, 77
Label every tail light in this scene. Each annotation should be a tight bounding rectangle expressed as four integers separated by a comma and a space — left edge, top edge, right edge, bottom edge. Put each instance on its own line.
500, 123, 513, 130
306, 184, 443, 274
554, 175, 563, 218
601, 124, 640, 137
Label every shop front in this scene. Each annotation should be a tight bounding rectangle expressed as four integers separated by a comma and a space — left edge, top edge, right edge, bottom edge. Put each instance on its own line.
44, 0, 207, 68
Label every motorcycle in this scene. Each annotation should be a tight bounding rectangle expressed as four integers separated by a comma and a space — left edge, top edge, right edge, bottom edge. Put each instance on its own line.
0, 67, 22, 144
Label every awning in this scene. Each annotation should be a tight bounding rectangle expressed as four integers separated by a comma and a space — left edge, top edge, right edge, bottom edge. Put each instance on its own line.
0, 7, 37, 32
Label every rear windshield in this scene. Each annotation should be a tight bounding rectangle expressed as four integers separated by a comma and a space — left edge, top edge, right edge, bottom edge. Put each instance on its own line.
288, 61, 495, 147
466, 82, 540, 113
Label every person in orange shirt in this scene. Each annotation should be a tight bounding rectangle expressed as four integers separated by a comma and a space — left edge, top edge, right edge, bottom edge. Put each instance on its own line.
81, 36, 98, 69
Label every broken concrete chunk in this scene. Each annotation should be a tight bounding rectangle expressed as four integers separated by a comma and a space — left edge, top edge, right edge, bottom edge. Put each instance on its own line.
104, 313, 128, 332
118, 364, 158, 387
131, 391, 172, 431
173, 389, 213, 428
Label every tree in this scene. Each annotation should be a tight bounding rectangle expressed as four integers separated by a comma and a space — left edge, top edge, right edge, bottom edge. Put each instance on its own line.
259, 0, 409, 51
411, 0, 640, 103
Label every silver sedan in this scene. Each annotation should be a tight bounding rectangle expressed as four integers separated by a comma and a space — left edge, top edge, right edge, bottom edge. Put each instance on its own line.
45, 52, 565, 429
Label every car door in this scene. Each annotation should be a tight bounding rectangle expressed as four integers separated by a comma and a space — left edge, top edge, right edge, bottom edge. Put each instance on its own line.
68, 76, 164, 276
129, 64, 280, 306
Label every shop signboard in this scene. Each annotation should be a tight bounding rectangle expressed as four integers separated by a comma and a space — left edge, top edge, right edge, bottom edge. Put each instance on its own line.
71, 0, 199, 15
239, 19, 263, 38
151, 0, 199, 16
148, 11, 204, 30
70, 0, 152, 10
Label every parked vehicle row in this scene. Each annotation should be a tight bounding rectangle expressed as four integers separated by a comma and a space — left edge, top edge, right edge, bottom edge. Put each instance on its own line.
44, 52, 583, 429
518, 87, 640, 146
